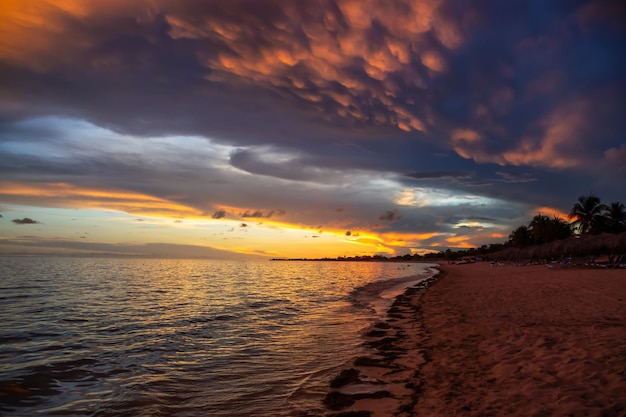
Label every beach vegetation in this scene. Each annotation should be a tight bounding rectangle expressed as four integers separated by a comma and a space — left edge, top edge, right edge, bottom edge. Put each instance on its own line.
604, 202, 626, 234
568, 194, 607, 235
272, 195, 625, 264
509, 225, 532, 247
493, 195, 626, 264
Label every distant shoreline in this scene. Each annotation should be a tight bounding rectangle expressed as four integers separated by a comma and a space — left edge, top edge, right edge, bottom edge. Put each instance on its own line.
270, 257, 444, 262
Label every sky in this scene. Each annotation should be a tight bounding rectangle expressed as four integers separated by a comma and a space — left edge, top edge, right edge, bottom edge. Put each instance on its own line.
0, 0, 624, 259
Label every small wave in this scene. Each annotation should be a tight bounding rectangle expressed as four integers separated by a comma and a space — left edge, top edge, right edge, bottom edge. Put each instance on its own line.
213, 314, 239, 321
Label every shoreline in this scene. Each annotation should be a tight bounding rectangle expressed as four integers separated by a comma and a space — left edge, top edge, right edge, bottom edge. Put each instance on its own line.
347, 264, 439, 317
321, 263, 626, 416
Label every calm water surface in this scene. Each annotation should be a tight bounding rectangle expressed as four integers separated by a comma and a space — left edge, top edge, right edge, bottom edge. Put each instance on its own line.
0, 257, 436, 416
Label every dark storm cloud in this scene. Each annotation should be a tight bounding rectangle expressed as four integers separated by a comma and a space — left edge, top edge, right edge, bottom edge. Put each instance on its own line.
2, 0, 621, 165
0, 0, 624, 253
2, 1, 624, 172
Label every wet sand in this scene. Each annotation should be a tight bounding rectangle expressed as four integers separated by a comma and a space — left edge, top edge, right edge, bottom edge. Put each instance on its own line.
323, 263, 626, 416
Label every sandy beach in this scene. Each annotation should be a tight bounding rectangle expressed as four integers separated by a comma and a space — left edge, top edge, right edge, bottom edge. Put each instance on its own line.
323, 263, 626, 417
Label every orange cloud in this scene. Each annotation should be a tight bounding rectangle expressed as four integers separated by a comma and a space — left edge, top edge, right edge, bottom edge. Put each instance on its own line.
383, 231, 440, 242
1, 0, 464, 135
531, 206, 569, 219
445, 235, 474, 249
450, 128, 488, 161
0, 0, 81, 70
0, 0, 154, 71
452, 128, 482, 143
452, 99, 590, 169
446, 236, 470, 243
0, 181, 204, 218
502, 100, 588, 168
165, 1, 456, 133
421, 50, 446, 72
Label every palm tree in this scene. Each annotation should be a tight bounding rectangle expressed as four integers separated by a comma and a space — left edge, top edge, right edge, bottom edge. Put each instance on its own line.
509, 225, 532, 247
529, 214, 552, 245
605, 202, 626, 234
527, 214, 572, 244
551, 216, 573, 240
568, 194, 607, 235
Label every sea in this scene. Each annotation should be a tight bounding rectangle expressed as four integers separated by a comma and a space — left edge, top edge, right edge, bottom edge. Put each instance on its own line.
0, 257, 437, 417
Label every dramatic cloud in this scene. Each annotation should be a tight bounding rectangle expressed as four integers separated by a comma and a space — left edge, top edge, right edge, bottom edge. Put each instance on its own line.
0, 0, 624, 257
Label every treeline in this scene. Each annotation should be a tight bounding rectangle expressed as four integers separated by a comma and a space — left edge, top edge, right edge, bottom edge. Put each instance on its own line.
427, 194, 626, 261
509, 195, 625, 248
272, 195, 626, 262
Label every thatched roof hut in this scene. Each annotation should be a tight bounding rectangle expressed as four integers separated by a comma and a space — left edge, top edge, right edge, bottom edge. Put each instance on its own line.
489, 231, 626, 262
613, 231, 626, 252
581, 233, 617, 256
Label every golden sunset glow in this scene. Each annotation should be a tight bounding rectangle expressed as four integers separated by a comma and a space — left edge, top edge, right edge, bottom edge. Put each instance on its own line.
532, 206, 570, 220
0, 181, 204, 218
0, 0, 623, 259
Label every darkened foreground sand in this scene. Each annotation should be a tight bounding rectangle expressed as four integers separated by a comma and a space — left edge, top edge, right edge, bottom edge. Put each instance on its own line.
323, 263, 626, 417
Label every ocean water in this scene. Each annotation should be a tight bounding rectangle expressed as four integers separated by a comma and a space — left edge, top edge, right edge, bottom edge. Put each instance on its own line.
0, 257, 436, 417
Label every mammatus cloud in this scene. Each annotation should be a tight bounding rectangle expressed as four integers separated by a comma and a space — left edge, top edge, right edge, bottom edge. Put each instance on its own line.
12, 217, 40, 225
166, 0, 456, 134
0, 1, 624, 257
450, 100, 593, 169
0, 0, 622, 175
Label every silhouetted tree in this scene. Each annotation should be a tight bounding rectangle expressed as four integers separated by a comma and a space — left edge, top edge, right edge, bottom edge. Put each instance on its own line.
509, 225, 532, 247
568, 194, 607, 235
551, 216, 573, 240
604, 202, 626, 234
529, 214, 553, 244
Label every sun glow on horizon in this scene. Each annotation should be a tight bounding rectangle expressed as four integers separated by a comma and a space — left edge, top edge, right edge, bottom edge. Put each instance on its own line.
0, 181, 445, 258
532, 206, 570, 219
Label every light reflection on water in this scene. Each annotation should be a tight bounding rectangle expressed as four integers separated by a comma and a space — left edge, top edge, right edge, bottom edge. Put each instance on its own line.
0, 257, 435, 416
